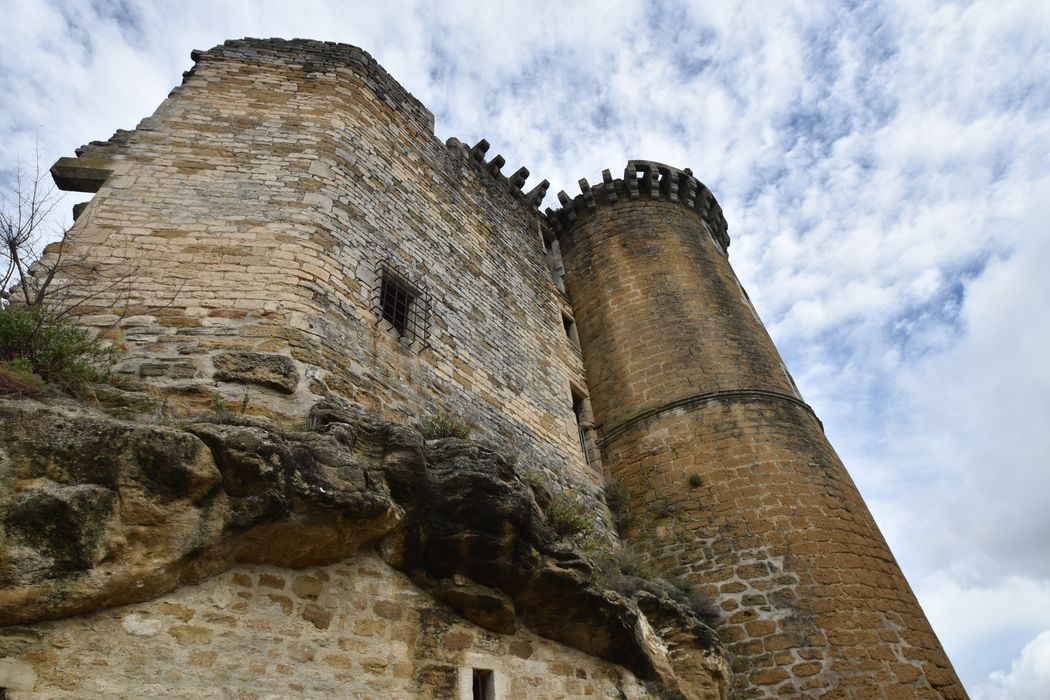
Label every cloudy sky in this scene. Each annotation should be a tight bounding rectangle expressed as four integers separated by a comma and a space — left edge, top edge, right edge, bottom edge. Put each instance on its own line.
4, 0, 1049, 695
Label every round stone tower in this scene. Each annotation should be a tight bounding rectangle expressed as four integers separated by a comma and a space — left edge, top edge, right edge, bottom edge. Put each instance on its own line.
548, 161, 966, 698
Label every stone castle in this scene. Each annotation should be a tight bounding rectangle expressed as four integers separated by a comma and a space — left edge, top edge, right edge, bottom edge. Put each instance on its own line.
0, 39, 966, 698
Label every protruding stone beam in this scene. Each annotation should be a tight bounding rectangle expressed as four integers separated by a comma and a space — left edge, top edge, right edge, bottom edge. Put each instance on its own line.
487, 154, 505, 176
508, 166, 529, 189
680, 174, 697, 208
557, 191, 578, 223
50, 157, 113, 193
602, 169, 618, 202
470, 139, 490, 161
579, 179, 596, 211
525, 180, 549, 207
639, 163, 656, 198
659, 167, 679, 203
624, 163, 640, 200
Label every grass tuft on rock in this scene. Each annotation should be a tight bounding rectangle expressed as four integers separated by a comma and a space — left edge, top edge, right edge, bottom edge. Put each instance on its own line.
0, 358, 47, 396
419, 411, 473, 440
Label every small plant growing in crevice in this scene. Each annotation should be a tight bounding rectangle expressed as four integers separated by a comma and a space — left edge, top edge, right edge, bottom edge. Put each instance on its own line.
544, 491, 595, 538
211, 394, 229, 415
419, 411, 473, 440
687, 473, 703, 489
668, 576, 721, 626
614, 545, 656, 580
603, 480, 632, 536
654, 499, 676, 518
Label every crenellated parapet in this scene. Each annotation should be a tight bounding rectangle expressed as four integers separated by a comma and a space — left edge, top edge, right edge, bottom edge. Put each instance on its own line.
445, 137, 550, 209
545, 160, 730, 254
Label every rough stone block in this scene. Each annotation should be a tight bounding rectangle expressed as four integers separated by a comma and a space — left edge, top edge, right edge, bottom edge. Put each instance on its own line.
213, 351, 299, 393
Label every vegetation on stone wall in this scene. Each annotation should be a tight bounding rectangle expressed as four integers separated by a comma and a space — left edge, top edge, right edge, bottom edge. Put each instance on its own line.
0, 306, 111, 395
603, 480, 632, 535
418, 411, 474, 440
0, 152, 115, 396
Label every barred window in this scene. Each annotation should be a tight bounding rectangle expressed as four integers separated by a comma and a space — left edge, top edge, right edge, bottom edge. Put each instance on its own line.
373, 259, 430, 348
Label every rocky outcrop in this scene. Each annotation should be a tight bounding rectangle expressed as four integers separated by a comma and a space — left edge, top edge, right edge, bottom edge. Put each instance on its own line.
0, 394, 728, 698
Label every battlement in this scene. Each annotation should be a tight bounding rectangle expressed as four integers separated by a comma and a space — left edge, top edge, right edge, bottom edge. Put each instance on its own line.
546, 160, 730, 254
445, 137, 550, 209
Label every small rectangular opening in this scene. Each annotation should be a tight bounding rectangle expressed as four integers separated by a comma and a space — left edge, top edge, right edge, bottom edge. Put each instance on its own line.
562, 312, 580, 348
372, 259, 431, 349
380, 274, 415, 336
570, 387, 596, 467
544, 236, 566, 293
472, 668, 495, 700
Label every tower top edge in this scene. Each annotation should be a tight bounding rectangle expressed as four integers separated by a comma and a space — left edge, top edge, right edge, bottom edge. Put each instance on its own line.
545, 160, 730, 254
189, 37, 434, 132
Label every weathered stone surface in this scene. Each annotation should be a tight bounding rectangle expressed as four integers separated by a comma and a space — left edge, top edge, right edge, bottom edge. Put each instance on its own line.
212, 351, 299, 393
0, 656, 37, 691
48, 38, 602, 530
434, 579, 516, 635
0, 395, 396, 625
0, 394, 727, 697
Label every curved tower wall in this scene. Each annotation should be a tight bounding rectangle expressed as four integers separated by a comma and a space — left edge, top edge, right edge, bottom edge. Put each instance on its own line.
550, 163, 966, 698
50, 39, 598, 497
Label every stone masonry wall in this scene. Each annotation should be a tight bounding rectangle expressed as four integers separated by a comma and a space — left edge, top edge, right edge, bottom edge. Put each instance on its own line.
553, 183, 966, 698
554, 193, 798, 435
54, 39, 598, 500
0, 551, 653, 699
604, 404, 964, 698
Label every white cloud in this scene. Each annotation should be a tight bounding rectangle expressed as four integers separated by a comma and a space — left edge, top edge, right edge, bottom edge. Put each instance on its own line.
973, 630, 1050, 700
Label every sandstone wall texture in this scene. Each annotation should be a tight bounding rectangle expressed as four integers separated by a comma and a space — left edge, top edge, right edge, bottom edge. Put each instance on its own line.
550, 166, 967, 699
51, 39, 596, 501
0, 553, 654, 699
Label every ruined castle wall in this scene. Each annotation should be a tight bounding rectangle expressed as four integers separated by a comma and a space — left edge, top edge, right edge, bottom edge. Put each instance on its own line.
553, 175, 966, 698
58, 40, 596, 493
0, 552, 650, 699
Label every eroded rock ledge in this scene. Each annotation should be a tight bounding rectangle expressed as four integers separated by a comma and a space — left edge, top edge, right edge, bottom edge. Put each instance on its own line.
0, 395, 728, 698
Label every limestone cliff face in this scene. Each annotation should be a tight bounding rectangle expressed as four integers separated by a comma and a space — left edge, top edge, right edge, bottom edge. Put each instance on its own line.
0, 393, 728, 698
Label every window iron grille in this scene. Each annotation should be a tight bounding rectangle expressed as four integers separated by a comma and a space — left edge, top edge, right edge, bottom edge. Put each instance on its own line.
372, 259, 431, 349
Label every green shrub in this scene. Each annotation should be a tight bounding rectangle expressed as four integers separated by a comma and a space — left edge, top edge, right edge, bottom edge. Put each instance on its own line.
0, 307, 111, 395
419, 411, 473, 440
688, 473, 703, 488
211, 394, 230, 414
